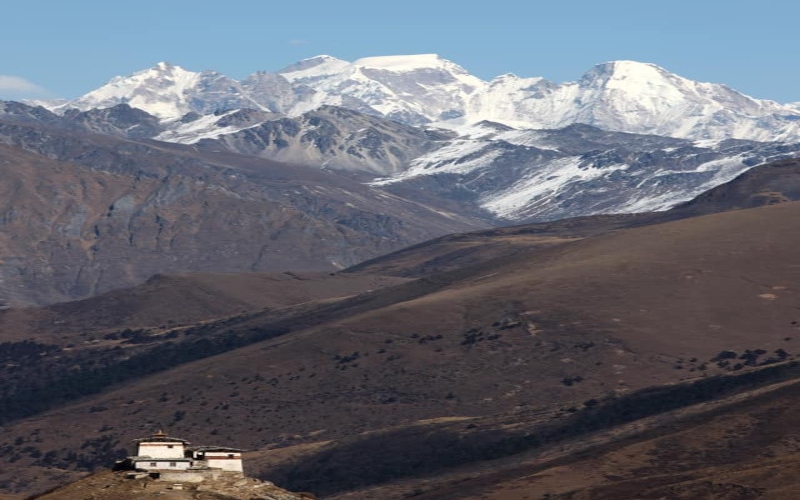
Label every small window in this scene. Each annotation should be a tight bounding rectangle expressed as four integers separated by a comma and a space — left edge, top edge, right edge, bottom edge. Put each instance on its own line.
167, 445, 174, 449
150, 462, 157, 467
169, 462, 177, 467
228, 454, 235, 458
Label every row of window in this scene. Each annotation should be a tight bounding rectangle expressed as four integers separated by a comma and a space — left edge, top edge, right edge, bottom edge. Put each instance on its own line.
146, 456, 236, 467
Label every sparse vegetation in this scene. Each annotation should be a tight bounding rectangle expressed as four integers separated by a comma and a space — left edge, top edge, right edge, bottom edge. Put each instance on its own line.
270, 360, 800, 496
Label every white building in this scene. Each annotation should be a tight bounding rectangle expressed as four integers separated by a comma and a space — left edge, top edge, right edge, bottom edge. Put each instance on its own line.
129, 431, 193, 471
122, 431, 245, 479
191, 446, 245, 473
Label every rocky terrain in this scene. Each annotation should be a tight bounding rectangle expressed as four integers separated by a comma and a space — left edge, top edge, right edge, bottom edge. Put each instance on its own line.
31, 470, 311, 500
0, 109, 483, 305
46, 56, 800, 142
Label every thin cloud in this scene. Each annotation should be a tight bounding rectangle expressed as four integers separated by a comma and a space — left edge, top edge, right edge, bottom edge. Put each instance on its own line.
0, 75, 49, 97
289, 39, 310, 46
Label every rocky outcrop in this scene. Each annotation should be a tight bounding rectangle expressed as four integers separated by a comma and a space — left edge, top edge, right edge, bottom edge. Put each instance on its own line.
31, 470, 312, 500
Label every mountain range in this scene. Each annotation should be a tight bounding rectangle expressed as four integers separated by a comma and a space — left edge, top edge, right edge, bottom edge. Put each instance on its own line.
32, 55, 800, 220
3, 52, 800, 499
44, 55, 800, 142
3, 55, 800, 305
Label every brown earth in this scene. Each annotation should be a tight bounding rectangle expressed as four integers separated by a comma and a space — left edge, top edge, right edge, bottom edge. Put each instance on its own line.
328, 377, 800, 499
3, 159, 800, 497
0, 270, 409, 343
30, 470, 309, 500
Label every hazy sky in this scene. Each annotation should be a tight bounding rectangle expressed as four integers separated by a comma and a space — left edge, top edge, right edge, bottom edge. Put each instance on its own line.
3, 0, 799, 102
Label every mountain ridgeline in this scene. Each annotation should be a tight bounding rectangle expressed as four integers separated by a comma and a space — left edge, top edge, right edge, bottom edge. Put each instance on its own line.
3, 57, 800, 305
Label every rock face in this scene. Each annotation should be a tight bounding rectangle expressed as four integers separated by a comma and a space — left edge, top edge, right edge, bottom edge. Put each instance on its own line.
192, 105, 452, 175
0, 114, 484, 305
374, 123, 800, 221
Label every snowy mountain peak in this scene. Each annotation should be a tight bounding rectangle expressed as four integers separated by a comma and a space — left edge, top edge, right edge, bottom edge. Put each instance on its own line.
352, 54, 463, 73
53, 62, 247, 121
131, 61, 199, 80
591, 59, 666, 74
154, 61, 177, 71
493, 73, 521, 81
580, 60, 680, 89
283, 54, 345, 68
278, 55, 351, 82
44, 55, 800, 142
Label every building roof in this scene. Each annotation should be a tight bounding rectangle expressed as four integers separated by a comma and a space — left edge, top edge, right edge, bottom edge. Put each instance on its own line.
133, 430, 190, 445
191, 446, 246, 453
128, 456, 192, 462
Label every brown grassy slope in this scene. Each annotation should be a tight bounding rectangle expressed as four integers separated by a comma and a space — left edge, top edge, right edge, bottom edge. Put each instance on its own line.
343, 213, 644, 278
395, 377, 800, 500
0, 271, 408, 343
4, 200, 800, 496
324, 374, 800, 500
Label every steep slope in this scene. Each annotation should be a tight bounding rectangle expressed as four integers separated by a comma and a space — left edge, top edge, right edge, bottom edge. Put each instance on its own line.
671, 156, 800, 216
176, 113, 800, 221
11, 99, 800, 223
193, 105, 452, 175
0, 118, 484, 305
277, 54, 484, 125
373, 124, 800, 221
47, 56, 800, 141
51, 63, 258, 121
465, 60, 800, 141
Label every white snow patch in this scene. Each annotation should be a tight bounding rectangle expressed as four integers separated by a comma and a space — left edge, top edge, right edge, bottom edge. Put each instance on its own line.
371, 139, 499, 186
353, 54, 451, 72
154, 111, 257, 143
481, 157, 629, 219
615, 156, 749, 213
692, 139, 724, 149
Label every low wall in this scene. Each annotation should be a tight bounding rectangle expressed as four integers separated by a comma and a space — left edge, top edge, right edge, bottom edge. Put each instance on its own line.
158, 470, 222, 483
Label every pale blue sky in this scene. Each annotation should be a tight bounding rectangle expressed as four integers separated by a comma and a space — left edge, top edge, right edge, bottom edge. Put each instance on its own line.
3, 0, 799, 102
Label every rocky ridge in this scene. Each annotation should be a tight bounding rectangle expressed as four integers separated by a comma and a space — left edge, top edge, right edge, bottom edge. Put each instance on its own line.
31, 470, 311, 500
0, 113, 483, 305
46, 56, 800, 142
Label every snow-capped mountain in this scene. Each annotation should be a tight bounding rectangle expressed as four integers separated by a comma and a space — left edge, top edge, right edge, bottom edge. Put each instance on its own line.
277, 54, 484, 125
50, 62, 286, 120
372, 122, 800, 221
463, 61, 800, 141
18, 54, 800, 227
48, 55, 800, 142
